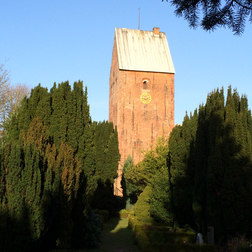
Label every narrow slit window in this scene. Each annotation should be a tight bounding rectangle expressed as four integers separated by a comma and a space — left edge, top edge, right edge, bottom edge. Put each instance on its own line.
143, 80, 149, 89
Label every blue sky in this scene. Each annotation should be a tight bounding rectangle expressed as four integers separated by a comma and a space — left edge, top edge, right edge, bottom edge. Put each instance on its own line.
1, 0, 252, 124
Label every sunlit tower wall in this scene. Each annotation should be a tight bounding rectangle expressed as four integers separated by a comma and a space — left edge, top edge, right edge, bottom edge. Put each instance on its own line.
109, 27, 175, 196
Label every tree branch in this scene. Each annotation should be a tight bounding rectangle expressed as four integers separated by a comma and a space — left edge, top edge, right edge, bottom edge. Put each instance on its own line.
233, 0, 252, 10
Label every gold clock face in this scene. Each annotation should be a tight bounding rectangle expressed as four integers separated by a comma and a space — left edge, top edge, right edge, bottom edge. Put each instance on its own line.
140, 92, 152, 104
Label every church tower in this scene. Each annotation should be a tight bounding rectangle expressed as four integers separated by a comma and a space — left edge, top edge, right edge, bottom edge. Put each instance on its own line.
109, 27, 175, 196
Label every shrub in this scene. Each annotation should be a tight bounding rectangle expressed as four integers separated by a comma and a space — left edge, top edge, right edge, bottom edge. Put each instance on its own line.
220, 235, 252, 252
128, 215, 142, 231
132, 223, 217, 252
119, 209, 133, 219
94, 209, 110, 223
134, 185, 153, 223
82, 211, 102, 248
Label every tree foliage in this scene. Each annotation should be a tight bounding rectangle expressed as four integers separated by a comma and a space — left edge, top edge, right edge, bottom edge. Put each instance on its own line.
129, 86, 252, 244
124, 138, 172, 222
0, 81, 120, 251
170, 87, 252, 242
164, 0, 252, 34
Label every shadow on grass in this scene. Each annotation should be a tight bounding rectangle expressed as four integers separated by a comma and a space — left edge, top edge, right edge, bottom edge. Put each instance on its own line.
91, 217, 139, 252
50, 217, 140, 252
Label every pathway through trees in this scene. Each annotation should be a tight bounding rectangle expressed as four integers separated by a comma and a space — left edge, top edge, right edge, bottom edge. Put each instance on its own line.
89, 217, 139, 252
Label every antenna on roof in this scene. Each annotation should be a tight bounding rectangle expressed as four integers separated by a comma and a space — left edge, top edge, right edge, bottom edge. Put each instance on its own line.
138, 8, 140, 30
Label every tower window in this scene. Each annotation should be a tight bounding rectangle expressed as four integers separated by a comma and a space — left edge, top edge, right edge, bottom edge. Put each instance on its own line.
142, 79, 149, 89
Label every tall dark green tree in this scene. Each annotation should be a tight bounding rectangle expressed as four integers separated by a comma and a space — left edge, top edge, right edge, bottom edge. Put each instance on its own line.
90, 122, 120, 211
129, 86, 252, 244
169, 110, 198, 228
0, 81, 120, 251
169, 87, 252, 242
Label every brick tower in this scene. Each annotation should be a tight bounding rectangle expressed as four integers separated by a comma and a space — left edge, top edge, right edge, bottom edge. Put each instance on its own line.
109, 27, 175, 196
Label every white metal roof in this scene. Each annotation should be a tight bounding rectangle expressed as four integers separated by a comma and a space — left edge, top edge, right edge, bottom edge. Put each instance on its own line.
115, 28, 175, 74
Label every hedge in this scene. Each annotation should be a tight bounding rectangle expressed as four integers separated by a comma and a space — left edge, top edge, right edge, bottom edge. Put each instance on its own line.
129, 216, 216, 252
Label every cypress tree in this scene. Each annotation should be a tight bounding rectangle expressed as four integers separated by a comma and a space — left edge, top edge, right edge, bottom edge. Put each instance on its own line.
169, 111, 198, 228
6, 143, 25, 218
0, 81, 120, 250
104, 124, 120, 183
80, 123, 96, 196
50, 82, 70, 146
74, 81, 87, 143
22, 144, 42, 239
191, 87, 252, 240
66, 87, 77, 151
34, 87, 51, 126
82, 86, 91, 126
94, 122, 107, 180
0, 146, 5, 205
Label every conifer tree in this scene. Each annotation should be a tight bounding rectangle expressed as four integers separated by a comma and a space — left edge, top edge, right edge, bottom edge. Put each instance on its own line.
22, 144, 42, 239
104, 124, 120, 183
0, 81, 120, 250
50, 82, 70, 146
134, 86, 252, 243
169, 111, 198, 227
189, 87, 252, 240
0, 147, 5, 205
6, 144, 25, 218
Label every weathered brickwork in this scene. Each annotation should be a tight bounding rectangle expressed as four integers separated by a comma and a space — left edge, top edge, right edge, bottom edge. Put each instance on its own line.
109, 29, 175, 196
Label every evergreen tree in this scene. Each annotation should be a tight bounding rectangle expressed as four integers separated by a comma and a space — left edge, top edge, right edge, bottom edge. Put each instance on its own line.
0, 81, 121, 250
90, 121, 120, 210
0, 147, 5, 204
104, 125, 120, 183
168, 111, 198, 228
164, 0, 252, 34
22, 144, 42, 239
149, 166, 172, 225
50, 82, 70, 146
6, 143, 25, 218
180, 87, 252, 241
131, 86, 252, 244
